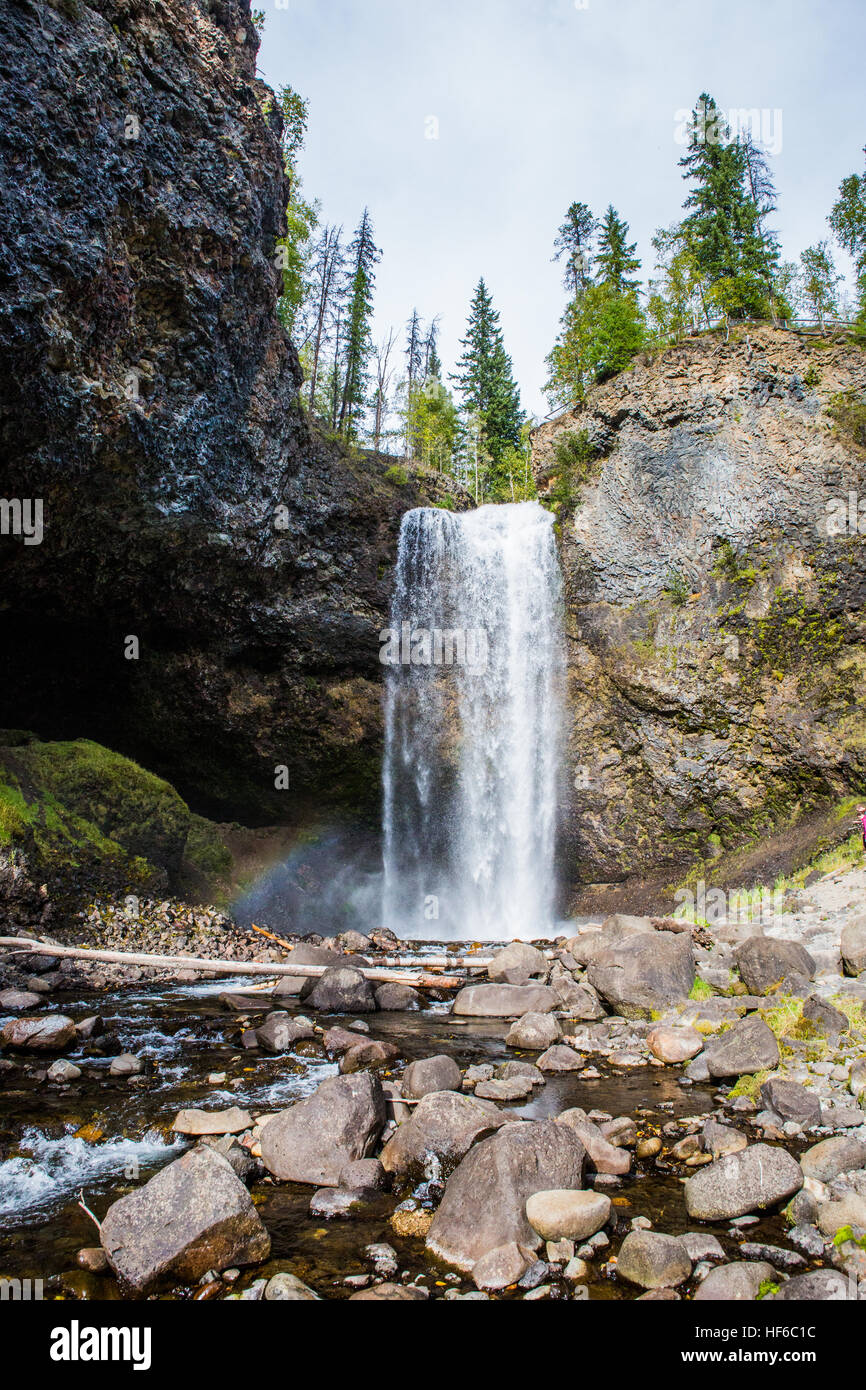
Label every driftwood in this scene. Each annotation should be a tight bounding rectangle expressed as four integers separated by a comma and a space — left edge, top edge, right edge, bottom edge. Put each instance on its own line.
0, 937, 472, 990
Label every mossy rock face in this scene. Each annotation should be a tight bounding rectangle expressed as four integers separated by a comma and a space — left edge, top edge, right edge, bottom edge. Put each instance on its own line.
0, 736, 193, 899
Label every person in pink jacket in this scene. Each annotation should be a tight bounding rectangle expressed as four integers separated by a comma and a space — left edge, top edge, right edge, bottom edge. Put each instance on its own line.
859, 806, 866, 852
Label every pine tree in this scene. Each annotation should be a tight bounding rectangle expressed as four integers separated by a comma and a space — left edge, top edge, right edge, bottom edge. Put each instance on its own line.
829, 147, 866, 338
553, 202, 597, 294
451, 279, 523, 497
338, 208, 381, 439
595, 206, 641, 294
274, 85, 319, 341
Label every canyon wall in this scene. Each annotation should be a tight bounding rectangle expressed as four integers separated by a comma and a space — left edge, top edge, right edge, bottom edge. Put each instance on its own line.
533, 327, 866, 909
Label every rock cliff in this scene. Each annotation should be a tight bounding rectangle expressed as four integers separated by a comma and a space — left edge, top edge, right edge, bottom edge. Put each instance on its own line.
0, 0, 458, 830
533, 327, 866, 908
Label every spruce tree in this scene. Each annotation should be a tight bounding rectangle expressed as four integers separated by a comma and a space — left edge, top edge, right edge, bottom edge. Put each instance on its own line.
451, 279, 524, 497
595, 206, 641, 294
338, 208, 381, 439
553, 202, 597, 293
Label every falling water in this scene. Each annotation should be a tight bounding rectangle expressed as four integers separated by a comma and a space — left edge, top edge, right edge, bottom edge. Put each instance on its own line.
382, 501, 564, 940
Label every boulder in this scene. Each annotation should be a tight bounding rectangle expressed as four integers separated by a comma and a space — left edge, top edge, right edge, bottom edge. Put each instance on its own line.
265, 1272, 319, 1300
401, 1054, 462, 1099
0, 1013, 76, 1050
380, 1091, 509, 1178
322, 1026, 363, 1055
800, 1135, 866, 1183
801, 995, 848, 1041
308, 1187, 375, 1218
587, 932, 695, 1019
556, 1111, 632, 1175
172, 1107, 253, 1137
505, 1012, 562, 1050
300, 967, 377, 1013
486, 942, 548, 985
472, 1242, 532, 1291
475, 1076, 534, 1101
0, 989, 42, 1010
701, 1118, 748, 1159
255, 1013, 316, 1053
260, 1072, 386, 1185
349, 1283, 428, 1301
760, 1077, 822, 1128
452, 984, 557, 1018
769, 1270, 854, 1301
100, 1146, 270, 1293
273, 944, 340, 996
702, 1016, 780, 1079
647, 1025, 703, 1064
525, 1190, 610, 1242
109, 1053, 143, 1076
537, 1045, 584, 1072
554, 980, 606, 1020
841, 915, 866, 976
339, 1039, 399, 1073
616, 1231, 692, 1289
495, 1060, 544, 1087
733, 937, 816, 995
693, 1261, 777, 1301
426, 1120, 586, 1272
683, 1143, 803, 1220
46, 1058, 81, 1082
816, 1192, 866, 1237
374, 983, 423, 1011
677, 1232, 725, 1264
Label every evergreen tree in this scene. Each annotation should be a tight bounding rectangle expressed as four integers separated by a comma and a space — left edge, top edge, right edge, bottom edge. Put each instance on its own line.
274, 85, 319, 341
553, 202, 597, 294
451, 279, 524, 496
595, 206, 641, 294
679, 93, 776, 320
338, 208, 381, 439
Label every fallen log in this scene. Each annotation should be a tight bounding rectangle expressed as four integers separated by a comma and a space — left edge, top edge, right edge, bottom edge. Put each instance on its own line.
0, 937, 467, 990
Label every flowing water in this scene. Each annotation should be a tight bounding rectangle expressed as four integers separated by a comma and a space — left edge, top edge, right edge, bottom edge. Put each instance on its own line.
382, 502, 564, 941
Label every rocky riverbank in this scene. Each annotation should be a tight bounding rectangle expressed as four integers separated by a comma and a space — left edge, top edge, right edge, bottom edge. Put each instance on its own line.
1, 860, 864, 1300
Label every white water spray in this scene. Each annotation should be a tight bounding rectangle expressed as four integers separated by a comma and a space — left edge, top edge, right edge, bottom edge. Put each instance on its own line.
382, 501, 564, 940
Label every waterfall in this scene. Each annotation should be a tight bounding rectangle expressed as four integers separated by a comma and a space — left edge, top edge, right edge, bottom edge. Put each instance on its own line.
382, 501, 564, 941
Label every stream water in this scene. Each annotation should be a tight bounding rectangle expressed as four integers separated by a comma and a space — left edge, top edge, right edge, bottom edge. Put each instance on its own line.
0, 970, 806, 1300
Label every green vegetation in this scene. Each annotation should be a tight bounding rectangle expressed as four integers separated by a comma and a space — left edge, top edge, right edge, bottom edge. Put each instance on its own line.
689, 977, 715, 1002
0, 736, 234, 903
450, 279, 527, 501
663, 569, 690, 607
728, 1069, 773, 1100
757, 1280, 781, 1300
827, 390, 866, 449
384, 464, 409, 486
546, 429, 600, 514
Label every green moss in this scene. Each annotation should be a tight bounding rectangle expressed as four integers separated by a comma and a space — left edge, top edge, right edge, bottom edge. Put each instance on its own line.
728, 1069, 774, 1100
827, 389, 866, 449
184, 814, 232, 878
757, 1279, 781, 1300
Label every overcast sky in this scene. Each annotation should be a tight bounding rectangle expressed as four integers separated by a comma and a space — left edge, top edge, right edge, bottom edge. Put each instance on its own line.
257, 0, 865, 418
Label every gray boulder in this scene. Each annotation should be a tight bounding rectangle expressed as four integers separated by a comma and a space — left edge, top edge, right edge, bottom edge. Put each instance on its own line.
256, 1012, 316, 1053
801, 995, 848, 1041
703, 1015, 780, 1079
401, 1054, 462, 1098
301, 967, 377, 1013
0, 1014, 76, 1050
506, 1012, 562, 1050
587, 932, 695, 1019
487, 942, 548, 985
841, 915, 866, 976
100, 1146, 270, 1292
683, 1143, 803, 1220
800, 1135, 866, 1183
760, 1077, 822, 1127
537, 1045, 584, 1072
693, 1261, 777, 1301
379, 1091, 509, 1178
260, 1072, 386, 1185
374, 983, 423, 1011
452, 983, 558, 1018
556, 1111, 631, 1175
769, 1270, 854, 1300
616, 1231, 692, 1290
426, 1120, 586, 1272
734, 937, 816, 995
472, 1242, 532, 1291
0, 990, 42, 1010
